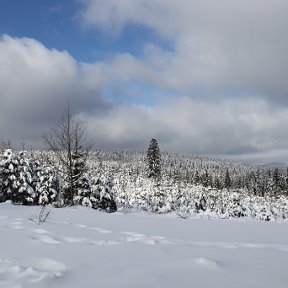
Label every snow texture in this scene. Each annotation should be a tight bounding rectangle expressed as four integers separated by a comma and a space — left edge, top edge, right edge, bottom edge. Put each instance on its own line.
1, 203, 288, 288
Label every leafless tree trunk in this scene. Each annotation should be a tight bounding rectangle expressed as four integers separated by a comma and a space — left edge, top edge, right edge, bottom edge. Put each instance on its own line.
42, 103, 92, 205
0, 140, 12, 154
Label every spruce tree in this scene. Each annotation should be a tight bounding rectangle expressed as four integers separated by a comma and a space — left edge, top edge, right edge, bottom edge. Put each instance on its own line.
0, 149, 36, 205
74, 174, 117, 213
147, 138, 161, 179
16, 151, 36, 205
224, 169, 231, 190
194, 170, 200, 184
32, 159, 59, 205
0, 150, 4, 202
90, 175, 117, 212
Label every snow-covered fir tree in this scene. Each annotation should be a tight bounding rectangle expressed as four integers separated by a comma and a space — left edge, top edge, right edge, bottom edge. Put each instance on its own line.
147, 138, 161, 180
32, 159, 59, 205
0, 149, 36, 205
74, 174, 117, 213
90, 175, 117, 213
61, 150, 87, 205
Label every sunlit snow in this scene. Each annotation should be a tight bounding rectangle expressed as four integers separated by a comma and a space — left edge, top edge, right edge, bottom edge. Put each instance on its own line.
1, 203, 288, 288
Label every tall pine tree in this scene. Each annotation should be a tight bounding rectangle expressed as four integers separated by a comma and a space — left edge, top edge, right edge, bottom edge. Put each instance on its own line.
147, 138, 161, 180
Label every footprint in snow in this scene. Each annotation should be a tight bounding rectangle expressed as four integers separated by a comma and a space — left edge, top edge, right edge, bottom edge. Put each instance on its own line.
90, 240, 121, 246
91, 227, 112, 234
62, 236, 87, 243
192, 257, 222, 269
14, 217, 24, 221
3, 221, 25, 230
11, 225, 24, 230
31, 228, 49, 234
75, 224, 87, 228
121, 232, 175, 245
31, 234, 60, 245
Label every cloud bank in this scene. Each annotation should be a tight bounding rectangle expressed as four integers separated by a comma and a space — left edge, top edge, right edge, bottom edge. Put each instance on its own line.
0, 35, 111, 145
80, 0, 288, 103
1, 0, 288, 163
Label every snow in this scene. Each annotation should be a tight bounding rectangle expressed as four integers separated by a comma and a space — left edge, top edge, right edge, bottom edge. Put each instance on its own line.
1, 203, 288, 288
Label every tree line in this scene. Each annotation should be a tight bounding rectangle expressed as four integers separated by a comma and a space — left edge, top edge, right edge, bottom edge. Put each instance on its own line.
1, 104, 288, 215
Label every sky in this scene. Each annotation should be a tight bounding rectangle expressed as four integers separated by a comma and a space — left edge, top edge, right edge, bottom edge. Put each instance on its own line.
0, 0, 288, 164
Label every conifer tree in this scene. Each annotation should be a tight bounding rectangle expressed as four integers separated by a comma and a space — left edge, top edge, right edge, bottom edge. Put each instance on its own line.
0, 149, 36, 205
224, 169, 231, 189
74, 174, 117, 213
15, 151, 35, 205
194, 170, 200, 184
32, 159, 59, 205
147, 138, 161, 180
213, 176, 222, 190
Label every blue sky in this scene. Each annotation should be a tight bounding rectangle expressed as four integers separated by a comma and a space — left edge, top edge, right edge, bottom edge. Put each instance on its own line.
0, 0, 168, 62
0, 1, 108, 61
0, 0, 288, 163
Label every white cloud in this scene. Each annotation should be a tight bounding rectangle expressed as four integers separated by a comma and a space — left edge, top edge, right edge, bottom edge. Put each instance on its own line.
79, 0, 288, 102
1, 32, 288, 162
74, 0, 288, 162
0, 35, 111, 146
86, 96, 288, 162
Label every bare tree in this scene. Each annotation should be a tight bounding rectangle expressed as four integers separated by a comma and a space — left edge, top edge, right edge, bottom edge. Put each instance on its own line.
42, 103, 92, 205
0, 140, 12, 153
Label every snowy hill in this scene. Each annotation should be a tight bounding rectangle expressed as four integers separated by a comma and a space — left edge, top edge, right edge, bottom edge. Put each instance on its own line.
1, 203, 288, 288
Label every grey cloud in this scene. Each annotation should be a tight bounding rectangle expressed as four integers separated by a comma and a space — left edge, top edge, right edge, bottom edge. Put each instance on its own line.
63, 45, 288, 161
2, 0, 288, 163
83, 96, 288, 162
0, 35, 113, 148
79, 0, 288, 105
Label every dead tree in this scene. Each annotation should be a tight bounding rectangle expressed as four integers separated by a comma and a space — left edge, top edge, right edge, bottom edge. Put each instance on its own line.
42, 103, 92, 205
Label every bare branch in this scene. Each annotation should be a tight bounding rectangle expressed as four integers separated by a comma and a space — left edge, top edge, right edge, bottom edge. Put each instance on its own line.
42, 102, 93, 205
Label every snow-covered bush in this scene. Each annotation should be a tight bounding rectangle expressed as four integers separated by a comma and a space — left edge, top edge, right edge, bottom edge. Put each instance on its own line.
0, 149, 60, 206
0, 149, 36, 205
74, 174, 117, 213
32, 160, 59, 205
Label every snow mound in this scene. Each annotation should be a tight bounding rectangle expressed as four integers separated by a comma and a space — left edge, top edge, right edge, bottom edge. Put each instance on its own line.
26, 258, 67, 273
0, 258, 66, 287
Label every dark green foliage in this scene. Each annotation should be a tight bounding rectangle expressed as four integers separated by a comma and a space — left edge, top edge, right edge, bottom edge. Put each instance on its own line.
201, 170, 212, 187
63, 150, 87, 205
147, 138, 161, 179
32, 160, 59, 205
194, 170, 200, 184
224, 169, 231, 189
213, 176, 223, 190
91, 176, 117, 213
74, 175, 117, 213
0, 149, 35, 205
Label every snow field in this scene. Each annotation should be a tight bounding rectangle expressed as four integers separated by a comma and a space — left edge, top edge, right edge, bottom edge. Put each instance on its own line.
1, 204, 288, 288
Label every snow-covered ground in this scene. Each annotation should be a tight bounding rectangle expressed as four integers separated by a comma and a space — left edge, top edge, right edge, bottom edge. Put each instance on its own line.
1, 203, 288, 288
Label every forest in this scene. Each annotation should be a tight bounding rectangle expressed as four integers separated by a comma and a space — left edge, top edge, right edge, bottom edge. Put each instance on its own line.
1, 137, 288, 221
